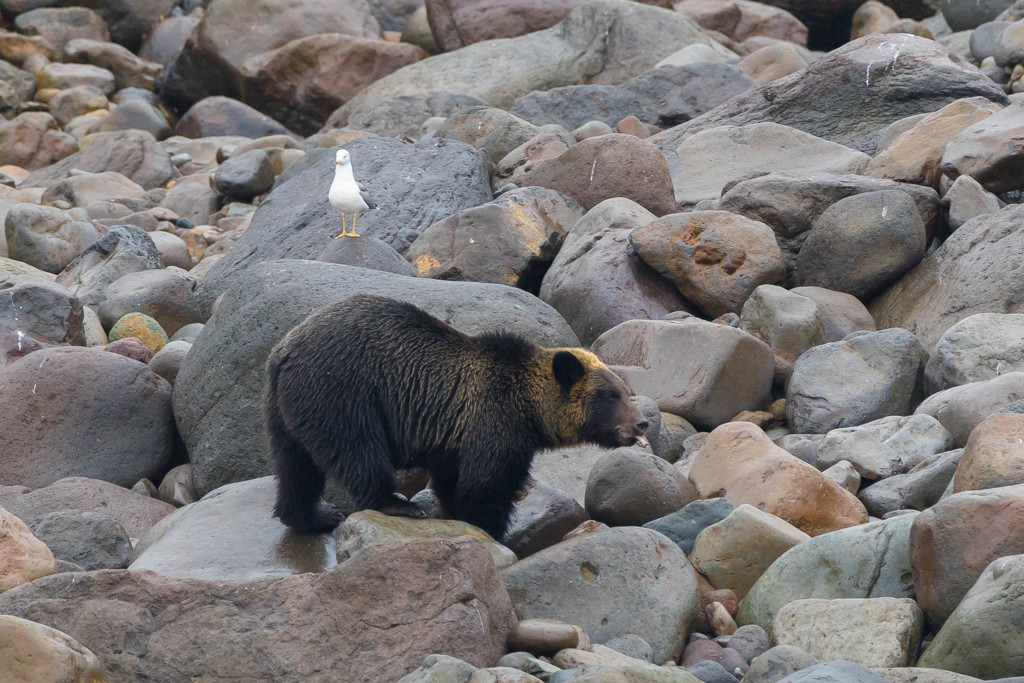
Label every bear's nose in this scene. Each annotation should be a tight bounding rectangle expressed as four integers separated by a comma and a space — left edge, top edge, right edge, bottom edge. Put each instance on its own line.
634, 418, 649, 435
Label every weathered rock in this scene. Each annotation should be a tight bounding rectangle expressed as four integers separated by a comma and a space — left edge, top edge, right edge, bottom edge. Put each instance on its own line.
130, 477, 339, 580
0, 60, 34, 119
743, 645, 817, 683
796, 191, 926, 301
592, 318, 774, 429
41, 171, 146, 210
335, 0, 722, 122
0, 538, 515, 681
690, 504, 809, 599
916, 553, 1024, 678
584, 448, 698, 526
740, 284, 824, 384
0, 476, 174, 540
869, 669, 980, 683
954, 413, 1024, 492
926, 313, 1024, 395
689, 422, 869, 536
0, 505, 55, 593
212, 149, 274, 201
245, 33, 426, 135
13, 6, 109, 60
28, 510, 131, 570
174, 96, 294, 139
0, 112, 78, 170
539, 198, 688, 346
859, 450, 963, 517
867, 97, 1002, 189
515, 134, 675, 216
337, 91, 486, 140
910, 483, 1024, 630
737, 41, 809, 83
501, 526, 698, 663
48, 85, 110, 129
789, 286, 875, 343
156, 463, 196, 507
176, 260, 578, 496
630, 211, 786, 318
772, 598, 923, 668
656, 122, 870, 207
941, 99, 1024, 194
0, 614, 106, 683
644, 498, 735, 555
318, 233, 413, 276
786, 329, 927, 434
737, 514, 916, 632
508, 63, 755, 131
407, 187, 582, 291
108, 311, 169, 353
505, 479, 589, 558
507, 618, 580, 655
200, 137, 492, 303
0, 277, 84, 346
434, 107, 540, 164
943, 174, 1002, 231
776, 661, 886, 683
870, 205, 1024, 353
161, 0, 381, 111
55, 224, 163, 308
0, 347, 176, 489
4, 204, 100, 275
649, 35, 1008, 157
938, 0, 1015, 31
139, 13, 200, 66
23, 130, 176, 191
916, 371, 1024, 446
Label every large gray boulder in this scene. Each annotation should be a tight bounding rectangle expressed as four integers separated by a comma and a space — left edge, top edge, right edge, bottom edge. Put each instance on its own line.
23, 130, 177, 191
174, 260, 579, 496
199, 136, 492, 307
649, 34, 1008, 156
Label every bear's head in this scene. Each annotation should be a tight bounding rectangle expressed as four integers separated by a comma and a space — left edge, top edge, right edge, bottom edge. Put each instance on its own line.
548, 348, 649, 449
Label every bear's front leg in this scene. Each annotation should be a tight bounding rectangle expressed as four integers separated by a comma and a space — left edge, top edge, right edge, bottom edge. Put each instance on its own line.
447, 442, 533, 542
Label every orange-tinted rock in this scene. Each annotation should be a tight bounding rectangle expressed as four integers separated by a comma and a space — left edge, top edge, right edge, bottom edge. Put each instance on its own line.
954, 413, 1024, 492
737, 41, 809, 83
688, 422, 869, 536
0, 506, 56, 594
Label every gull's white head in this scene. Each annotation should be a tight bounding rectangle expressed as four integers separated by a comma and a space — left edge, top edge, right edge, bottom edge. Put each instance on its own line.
335, 149, 350, 167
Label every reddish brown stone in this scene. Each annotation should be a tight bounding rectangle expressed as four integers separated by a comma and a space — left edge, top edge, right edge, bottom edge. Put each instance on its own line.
954, 413, 1024, 493
0, 113, 78, 171
104, 337, 153, 364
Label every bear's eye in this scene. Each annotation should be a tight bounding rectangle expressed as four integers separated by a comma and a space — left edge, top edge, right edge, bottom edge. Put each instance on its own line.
606, 391, 621, 402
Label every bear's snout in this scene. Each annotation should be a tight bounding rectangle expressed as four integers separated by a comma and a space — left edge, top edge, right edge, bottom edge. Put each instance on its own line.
634, 418, 649, 436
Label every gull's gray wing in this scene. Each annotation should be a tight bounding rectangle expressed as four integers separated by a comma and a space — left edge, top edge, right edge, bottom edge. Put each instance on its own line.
357, 182, 377, 209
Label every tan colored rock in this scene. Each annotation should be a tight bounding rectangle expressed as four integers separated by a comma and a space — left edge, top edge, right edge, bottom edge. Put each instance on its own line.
0, 615, 106, 681
630, 211, 785, 318
508, 618, 580, 655
954, 413, 1024, 492
772, 597, 924, 668
688, 422, 869, 535
867, 97, 1002, 189
736, 42, 809, 83
707, 601, 737, 636
0, 505, 56, 593
690, 504, 810, 598
850, 1, 899, 39
941, 99, 1024, 194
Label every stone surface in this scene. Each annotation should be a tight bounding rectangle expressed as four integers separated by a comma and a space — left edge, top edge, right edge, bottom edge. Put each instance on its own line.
926, 313, 1024, 395
796, 190, 926, 301
630, 211, 786, 318
0, 347, 176, 489
858, 449, 963, 517
200, 137, 492, 301
0, 504, 55, 593
910, 483, 1024, 630
0, 277, 84, 346
954, 413, 1024, 492
4, 203, 100, 274
649, 35, 1008, 156
406, 187, 583, 291
688, 422, 868, 536
743, 645, 817, 683
655, 122, 870, 206
0, 476, 174, 540
434, 106, 540, 163
941, 100, 1024, 194
24, 130, 176, 192
174, 96, 293, 139
943, 174, 1002, 231
690, 504, 809, 599
916, 553, 1024, 678
318, 234, 415, 276
938, 0, 1015, 31
97, 269, 204, 337
740, 284, 824, 384
212, 149, 274, 201
0, 615, 106, 682
737, 514, 916, 632
592, 318, 774, 429
584, 448, 698, 526
0, 538, 515, 682
786, 329, 927, 434
108, 312, 169, 353
917, 371, 1024, 446
871, 206, 1024, 353
505, 479, 589, 558
0, 112, 78, 170
175, 260, 578, 496
776, 662, 886, 683
28, 509, 131, 570
643, 498, 735, 555
501, 526, 698, 663
539, 198, 688, 346
772, 598, 923, 668
56, 224, 163, 308
130, 477, 340, 580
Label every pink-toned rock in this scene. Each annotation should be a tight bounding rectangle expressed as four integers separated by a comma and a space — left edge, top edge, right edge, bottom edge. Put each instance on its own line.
516, 134, 676, 216
737, 41, 809, 83
104, 337, 153, 364
732, 0, 809, 45
0, 505, 55, 593
688, 422, 869, 535
850, 1, 899, 39
673, 0, 742, 35
867, 97, 1002, 189
910, 483, 1024, 630
630, 210, 786, 318
954, 413, 1024, 492
0, 112, 78, 171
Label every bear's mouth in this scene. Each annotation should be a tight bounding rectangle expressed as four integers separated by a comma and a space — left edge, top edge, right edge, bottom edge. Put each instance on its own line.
616, 428, 639, 446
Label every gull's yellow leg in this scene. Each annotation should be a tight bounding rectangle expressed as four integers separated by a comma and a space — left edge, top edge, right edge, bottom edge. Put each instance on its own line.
334, 214, 347, 239
349, 213, 360, 237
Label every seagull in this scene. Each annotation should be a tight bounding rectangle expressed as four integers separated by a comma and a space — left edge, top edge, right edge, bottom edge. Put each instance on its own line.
330, 149, 376, 238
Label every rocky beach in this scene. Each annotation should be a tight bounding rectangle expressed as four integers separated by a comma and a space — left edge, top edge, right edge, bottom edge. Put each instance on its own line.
0, 0, 1023, 680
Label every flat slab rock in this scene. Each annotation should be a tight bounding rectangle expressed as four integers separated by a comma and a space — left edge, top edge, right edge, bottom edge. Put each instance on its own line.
0, 538, 515, 682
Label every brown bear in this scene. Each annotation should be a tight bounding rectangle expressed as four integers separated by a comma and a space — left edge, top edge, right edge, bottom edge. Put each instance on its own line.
264, 294, 648, 541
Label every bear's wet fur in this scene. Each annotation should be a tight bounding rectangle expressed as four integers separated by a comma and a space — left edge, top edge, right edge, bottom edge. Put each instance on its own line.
264, 294, 648, 541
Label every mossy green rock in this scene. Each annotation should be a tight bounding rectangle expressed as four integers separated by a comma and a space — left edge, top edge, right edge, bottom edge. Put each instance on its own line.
108, 312, 168, 353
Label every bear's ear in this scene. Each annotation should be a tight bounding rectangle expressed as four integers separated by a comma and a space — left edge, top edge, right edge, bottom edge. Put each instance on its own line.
552, 351, 586, 388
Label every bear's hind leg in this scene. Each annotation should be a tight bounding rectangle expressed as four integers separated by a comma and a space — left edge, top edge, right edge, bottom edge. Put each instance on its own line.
268, 401, 341, 533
